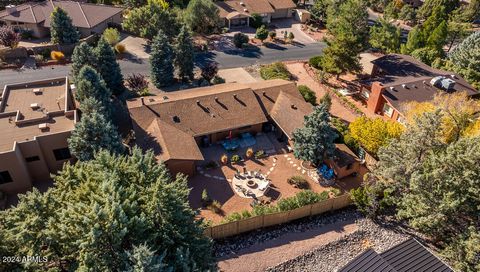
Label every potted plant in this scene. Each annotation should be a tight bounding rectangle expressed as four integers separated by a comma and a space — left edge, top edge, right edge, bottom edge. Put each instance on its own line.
254, 150, 265, 159
246, 148, 254, 159
220, 154, 228, 165
231, 154, 241, 164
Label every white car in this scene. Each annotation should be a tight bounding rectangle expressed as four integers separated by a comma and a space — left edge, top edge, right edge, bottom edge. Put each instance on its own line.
337, 88, 357, 96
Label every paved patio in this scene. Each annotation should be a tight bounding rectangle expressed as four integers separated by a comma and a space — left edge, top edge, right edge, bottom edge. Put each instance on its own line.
188, 133, 364, 223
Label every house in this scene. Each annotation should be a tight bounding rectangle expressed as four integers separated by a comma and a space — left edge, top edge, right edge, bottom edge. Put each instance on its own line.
216, 0, 296, 29
325, 144, 361, 179
340, 238, 454, 272
0, 1, 124, 38
127, 79, 312, 176
358, 54, 479, 123
0, 77, 77, 195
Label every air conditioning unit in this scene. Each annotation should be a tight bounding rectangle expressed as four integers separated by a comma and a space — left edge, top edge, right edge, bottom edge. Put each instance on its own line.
38, 123, 49, 130
30, 103, 40, 109
32, 88, 43, 94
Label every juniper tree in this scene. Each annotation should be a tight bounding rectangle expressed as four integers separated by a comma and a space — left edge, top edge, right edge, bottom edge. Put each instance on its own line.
68, 105, 124, 161
0, 148, 214, 271
184, 0, 221, 34
448, 31, 480, 89
94, 37, 124, 95
150, 31, 174, 87
175, 26, 195, 81
75, 65, 111, 111
292, 103, 337, 166
50, 7, 79, 44
71, 42, 96, 80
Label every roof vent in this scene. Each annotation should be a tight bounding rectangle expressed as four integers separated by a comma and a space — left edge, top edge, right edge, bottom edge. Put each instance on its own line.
423, 80, 427, 85
148, 98, 155, 102
30, 103, 40, 109
38, 123, 49, 130
5, 5, 17, 15
163, 96, 169, 100
389, 86, 394, 91
291, 104, 297, 110
33, 88, 43, 95
402, 84, 407, 89
172, 116, 180, 123
440, 78, 456, 91
451, 74, 456, 79
430, 76, 444, 87
214, 96, 219, 102
196, 100, 201, 105
244, 8, 248, 12
412, 84, 416, 88
233, 94, 237, 98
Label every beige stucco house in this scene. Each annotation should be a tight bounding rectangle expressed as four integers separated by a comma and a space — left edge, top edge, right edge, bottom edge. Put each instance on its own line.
0, 1, 123, 38
0, 77, 77, 194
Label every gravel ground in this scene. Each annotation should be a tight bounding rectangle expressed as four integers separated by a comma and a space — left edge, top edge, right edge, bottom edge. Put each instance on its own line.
265, 218, 411, 272
213, 208, 362, 258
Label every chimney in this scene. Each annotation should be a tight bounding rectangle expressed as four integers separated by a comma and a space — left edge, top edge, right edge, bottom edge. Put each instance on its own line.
6, 5, 17, 15
367, 82, 384, 115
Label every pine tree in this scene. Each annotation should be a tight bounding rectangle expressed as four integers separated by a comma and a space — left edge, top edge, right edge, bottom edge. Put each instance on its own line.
448, 31, 480, 89
320, 35, 363, 79
150, 31, 174, 87
427, 21, 448, 50
369, 19, 401, 53
75, 65, 111, 110
50, 7, 79, 44
175, 26, 195, 81
68, 106, 124, 161
71, 42, 96, 80
401, 26, 425, 54
94, 37, 124, 95
255, 25, 269, 43
0, 148, 214, 271
292, 103, 337, 166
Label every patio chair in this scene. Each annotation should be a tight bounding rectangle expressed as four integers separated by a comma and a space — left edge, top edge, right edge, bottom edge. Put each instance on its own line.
258, 181, 270, 191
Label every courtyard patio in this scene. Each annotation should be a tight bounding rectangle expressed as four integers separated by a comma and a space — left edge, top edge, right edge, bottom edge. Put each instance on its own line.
188, 132, 365, 224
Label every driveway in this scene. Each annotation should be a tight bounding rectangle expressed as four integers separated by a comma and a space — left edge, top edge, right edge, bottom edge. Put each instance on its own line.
119, 34, 150, 59
269, 18, 316, 45
218, 68, 257, 83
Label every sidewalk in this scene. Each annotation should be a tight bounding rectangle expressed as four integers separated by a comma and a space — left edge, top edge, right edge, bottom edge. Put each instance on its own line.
217, 219, 358, 272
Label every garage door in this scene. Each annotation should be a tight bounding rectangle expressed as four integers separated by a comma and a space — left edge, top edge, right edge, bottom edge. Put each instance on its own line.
271, 9, 289, 19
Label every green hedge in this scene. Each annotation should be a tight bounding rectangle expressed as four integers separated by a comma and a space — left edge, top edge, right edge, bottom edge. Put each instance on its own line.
260, 62, 292, 80
298, 85, 317, 105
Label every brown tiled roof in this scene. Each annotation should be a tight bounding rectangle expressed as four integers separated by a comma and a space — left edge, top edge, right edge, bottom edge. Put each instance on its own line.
267, 0, 296, 10
270, 92, 313, 139
362, 54, 479, 111
128, 80, 310, 161
216, 0, 275, 18
0, 1, 123, 28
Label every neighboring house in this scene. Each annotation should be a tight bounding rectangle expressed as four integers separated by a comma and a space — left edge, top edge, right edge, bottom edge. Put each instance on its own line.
358, 54, 479, 123
127, 79, 312, 176
0, 1, 123, 38
216, 0, 296, 29
326, 144, 361, 179
0, 77, 77, 195
340, 238, 454, 272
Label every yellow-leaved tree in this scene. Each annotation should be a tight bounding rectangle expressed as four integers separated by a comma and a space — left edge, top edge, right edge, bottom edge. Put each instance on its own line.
402, 92, 480, 143
349, 116, 404, 155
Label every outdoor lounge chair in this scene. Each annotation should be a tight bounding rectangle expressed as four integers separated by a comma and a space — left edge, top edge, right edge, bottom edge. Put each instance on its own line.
258, 181, 270, 191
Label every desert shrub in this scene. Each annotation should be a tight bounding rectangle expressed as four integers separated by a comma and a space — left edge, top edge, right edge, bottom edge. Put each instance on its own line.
231, 154, 241, 163
252, 204, 278, 216
39, 49, 51, 59
50, 51, 65, 61
114, 43, 126, 54
250, 13, 264, 29
260, 62, 292, 80
277, 190, 327, 211
0, 26, 20, 49
125, 73, 149, 96
309, 55, 322, 69
254, 150, 265, 159
298, 85, 317, 105
329, 188, 341, 197
20, 29, 33, 40
287, 176, 310, 189
268, 31, 276, 40
201, 189, 212, 207
255, 25, 268, 42
233, 33, 249, 48
288, 32, 295, 41
207, 200, 222, 214
34, 55, 45, 64
211, 75, 225, 85
102, 27, 120, 45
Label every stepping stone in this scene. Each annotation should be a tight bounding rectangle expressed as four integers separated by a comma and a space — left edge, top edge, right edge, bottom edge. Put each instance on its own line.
266, 171, 270, 175
287, 157, 291, 161
284, 154, 288, 157
302, 170, 306, 174
270, 167, 274, 171
273, 163, 276, 167
227, 179, 232, 182
293, 164, 297, 167
204, 174, 211, 178
297, 167, 301, 170
289, 161, 293, 164
213, 176, 220, 180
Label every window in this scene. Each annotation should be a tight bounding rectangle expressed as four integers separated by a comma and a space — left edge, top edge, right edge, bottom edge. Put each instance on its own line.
360, 90, 370, 100
0, 171, 13, 185
383, 103, 394, 118
25, 156, 40, 162
53, 148, 71, 161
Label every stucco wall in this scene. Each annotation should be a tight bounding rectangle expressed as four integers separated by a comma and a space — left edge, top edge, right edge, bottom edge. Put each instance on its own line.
209, 123, 263, 143
0, 144, 32, 194
3, 21, 49, 38
271, 8, 292, 19
164, 160, 196, 177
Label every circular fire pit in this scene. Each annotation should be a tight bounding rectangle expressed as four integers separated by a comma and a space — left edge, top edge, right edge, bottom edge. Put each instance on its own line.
246, 179, 257, 188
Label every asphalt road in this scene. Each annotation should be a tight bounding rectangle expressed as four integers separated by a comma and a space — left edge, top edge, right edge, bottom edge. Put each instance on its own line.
0, 42, 326, 89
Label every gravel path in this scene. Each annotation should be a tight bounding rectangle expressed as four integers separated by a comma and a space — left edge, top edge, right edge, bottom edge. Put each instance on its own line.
266, 219, 410, 272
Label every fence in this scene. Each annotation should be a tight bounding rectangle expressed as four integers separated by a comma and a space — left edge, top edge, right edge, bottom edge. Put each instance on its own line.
204, 194, 352, 239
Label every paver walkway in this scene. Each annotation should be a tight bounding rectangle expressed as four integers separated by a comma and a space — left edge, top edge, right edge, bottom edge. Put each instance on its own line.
217, 219, 358, 272
286, 63, 358, 123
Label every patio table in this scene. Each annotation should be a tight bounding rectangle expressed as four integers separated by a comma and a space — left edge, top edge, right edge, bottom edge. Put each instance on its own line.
232, 172, 270, 199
